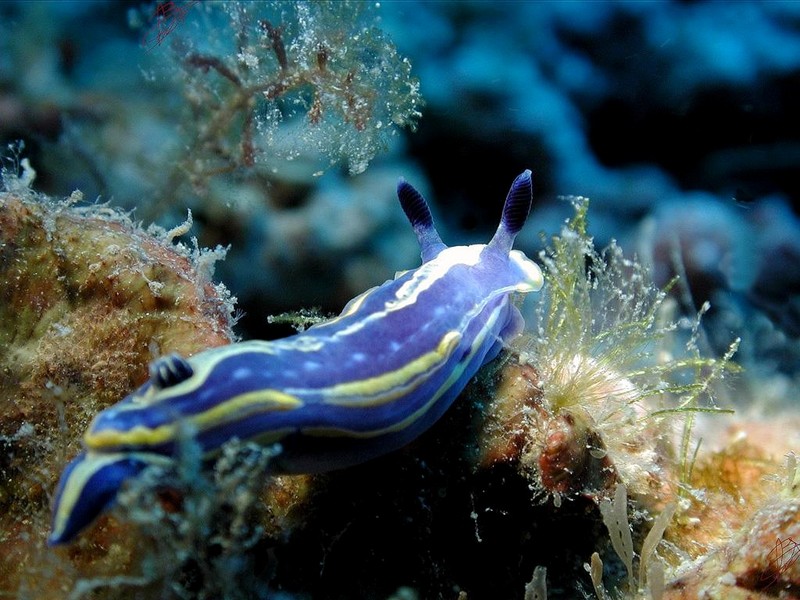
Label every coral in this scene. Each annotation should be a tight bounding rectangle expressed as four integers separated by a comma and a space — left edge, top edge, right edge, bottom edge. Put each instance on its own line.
0, 1, 427, 342
157, 1, 422, 186
663, 431, 800, 599
635, 195, 755, 301
384, 1, 800, 250
482, 197, 798, 599
0, 158, 236, 596
220, 164, 429, 320
634, 190, 800, 403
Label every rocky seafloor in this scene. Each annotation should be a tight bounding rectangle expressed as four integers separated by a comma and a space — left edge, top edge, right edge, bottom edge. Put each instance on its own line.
1, 2, 800, 599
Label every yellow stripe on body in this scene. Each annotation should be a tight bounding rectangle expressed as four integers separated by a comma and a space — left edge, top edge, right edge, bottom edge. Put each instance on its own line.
87, 245, 520, 448
301, 302, 505, 439
320, 331, 462, 407
85, 389, 303, 449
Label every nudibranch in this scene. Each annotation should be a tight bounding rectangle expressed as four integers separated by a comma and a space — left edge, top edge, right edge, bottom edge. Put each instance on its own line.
49, 170, 543, 545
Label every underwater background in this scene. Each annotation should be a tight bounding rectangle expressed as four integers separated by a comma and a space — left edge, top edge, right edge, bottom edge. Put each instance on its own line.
1, 1, 800, 599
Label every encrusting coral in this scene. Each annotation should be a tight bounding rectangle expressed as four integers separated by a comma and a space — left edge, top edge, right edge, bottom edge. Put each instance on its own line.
0, 157, 236, 595
659, 421, 800, 599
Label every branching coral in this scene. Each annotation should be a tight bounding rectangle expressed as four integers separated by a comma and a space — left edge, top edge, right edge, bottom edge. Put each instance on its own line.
153, 1, 422, 189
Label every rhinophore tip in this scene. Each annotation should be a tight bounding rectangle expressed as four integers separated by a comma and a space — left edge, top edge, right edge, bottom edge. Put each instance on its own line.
397, 178, 447, 262
490, 169, 533, 252
397, 178, 434, 231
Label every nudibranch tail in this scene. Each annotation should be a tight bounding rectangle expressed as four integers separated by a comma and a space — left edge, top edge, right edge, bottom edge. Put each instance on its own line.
397, 178, 447, 262
49, 451, 172, 545
489, 169, 533, 253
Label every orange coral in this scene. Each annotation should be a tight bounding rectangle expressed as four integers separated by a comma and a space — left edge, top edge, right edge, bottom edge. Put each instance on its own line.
0, 189, 235, 594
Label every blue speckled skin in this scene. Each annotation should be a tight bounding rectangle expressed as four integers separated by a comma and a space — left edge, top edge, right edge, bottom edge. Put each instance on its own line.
49, 170, 543, 545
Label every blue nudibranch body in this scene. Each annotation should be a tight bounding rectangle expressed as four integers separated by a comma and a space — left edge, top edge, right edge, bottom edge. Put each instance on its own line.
49, 170, 543, 545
